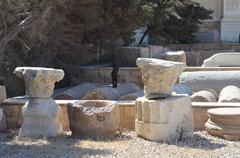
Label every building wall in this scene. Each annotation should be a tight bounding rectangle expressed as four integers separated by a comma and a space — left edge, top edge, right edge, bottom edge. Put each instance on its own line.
193, 0, 223, 43
193, 0, 223, 20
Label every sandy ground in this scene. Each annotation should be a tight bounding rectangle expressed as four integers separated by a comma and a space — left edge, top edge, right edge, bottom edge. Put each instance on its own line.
0, 131, 240, 158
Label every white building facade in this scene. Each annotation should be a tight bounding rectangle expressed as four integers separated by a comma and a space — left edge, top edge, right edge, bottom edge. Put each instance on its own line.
194, 0, 240, 43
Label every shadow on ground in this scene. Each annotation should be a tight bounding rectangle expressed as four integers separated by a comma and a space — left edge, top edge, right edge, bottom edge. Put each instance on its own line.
168, 133, 226, 150
0, 132, 113, 158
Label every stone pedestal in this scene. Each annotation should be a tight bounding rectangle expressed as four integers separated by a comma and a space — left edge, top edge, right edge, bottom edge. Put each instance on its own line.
135, 96, 194, 142
206, 108, 240, 140
221, 0, 240, 42
14, 67, 64, 137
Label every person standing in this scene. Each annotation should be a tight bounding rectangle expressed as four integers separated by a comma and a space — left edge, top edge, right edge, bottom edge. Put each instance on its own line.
111, 64, 119, 88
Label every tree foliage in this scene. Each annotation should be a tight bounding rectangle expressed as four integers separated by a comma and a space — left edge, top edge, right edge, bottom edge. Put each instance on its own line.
139, 0, 213, 45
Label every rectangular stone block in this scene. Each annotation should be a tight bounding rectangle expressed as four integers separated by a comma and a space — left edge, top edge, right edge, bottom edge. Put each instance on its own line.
135, 96, 194, 142
118, 102, 136, 131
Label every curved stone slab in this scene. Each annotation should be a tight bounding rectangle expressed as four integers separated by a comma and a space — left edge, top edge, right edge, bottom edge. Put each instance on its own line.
119, 90, 144, 100
116, 83, 140, 96
137, 58, 185, 99
54, 82, 96, 100
82, 87, 120, 100
191, 90, 218, 102
173, 84, 193, 96
180, 71, 240, 95
202, 53, 240, 67
218, 86, 240, 102
14, 67, 64, 98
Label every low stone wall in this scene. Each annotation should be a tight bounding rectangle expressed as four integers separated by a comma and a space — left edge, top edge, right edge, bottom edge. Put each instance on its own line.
0, 99, 135, 132
3, 98, 240, 132
113, 44, 240, 66
67, 65, 143, 87
67, 66, 240, 87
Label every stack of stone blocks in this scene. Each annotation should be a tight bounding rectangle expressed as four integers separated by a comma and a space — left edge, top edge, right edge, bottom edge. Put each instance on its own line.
136, 58, 194, 142
14, 67, 64, 137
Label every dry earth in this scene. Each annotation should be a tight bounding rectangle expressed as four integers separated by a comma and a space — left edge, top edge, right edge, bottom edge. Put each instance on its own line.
0, 131, 240, 158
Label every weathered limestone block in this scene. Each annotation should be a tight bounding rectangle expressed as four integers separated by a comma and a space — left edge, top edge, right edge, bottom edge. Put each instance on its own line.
54, 82, 96, 100
0, 109, 6, 132
136, 58, 186, 99
14, 67, 64, 137
0, 86, 7, 132
14, 67, 64, 98
2, 102, 70, 131
173, 84, 193, 96
135, 96, 194, 142
218, 86, 240, 102
68, 100, 120, 138
0, 86, 7, 102
153, 51, 186, 63
202, 53, 240, 67
83, 87, 120, 100
180, 71, 240, 95
19, 98, 62, 137
119, 90, 144, 100
116, 83, 140, 96
118, 101, 136, 131
191, 90, 218, 102
206, 108, 240, 140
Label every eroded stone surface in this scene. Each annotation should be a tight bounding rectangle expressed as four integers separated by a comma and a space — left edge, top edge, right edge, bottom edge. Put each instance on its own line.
116, 83, 140, 96
119, 90, 144, 100
136, 58, 185, 99
0, 86, 6, 102
14, 67, 64, 138
180, 71, 240, 95
191, 90, 218, 102
68, 100, 120, 138
206, 108, 240, 140
135, 95, 194, 142
83, 87, 120, 100
153, 51, 186, 63
202, 53, 240, 67
0, 86, 7, 132
173, 84, 193, 96
0, 109, 6, 132
14, 67, 64, 98
218, 86, 240, 102
19, 98, 62, 137
54, 82, 96, 100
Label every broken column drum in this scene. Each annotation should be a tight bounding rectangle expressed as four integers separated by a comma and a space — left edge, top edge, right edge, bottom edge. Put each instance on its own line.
136, 58, 193, 142
14, 67, 64, 137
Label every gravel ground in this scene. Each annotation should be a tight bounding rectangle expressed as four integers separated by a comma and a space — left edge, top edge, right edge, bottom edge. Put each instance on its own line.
0, 131, 240, 158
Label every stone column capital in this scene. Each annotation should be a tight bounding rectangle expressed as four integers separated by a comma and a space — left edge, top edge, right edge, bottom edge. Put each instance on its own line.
136, 58, 185, 99
14, 67, 64, 98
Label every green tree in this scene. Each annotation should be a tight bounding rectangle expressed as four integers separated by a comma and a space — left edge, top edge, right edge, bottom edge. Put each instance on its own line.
139, 0, 213, 45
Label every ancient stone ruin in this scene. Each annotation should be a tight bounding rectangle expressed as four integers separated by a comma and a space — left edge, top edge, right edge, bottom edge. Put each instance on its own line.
136, 58, 185, 99
68, 100, 120, 138
135, 58, 194, 142
14, 67, 64, 137
206, 108, 240, 141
